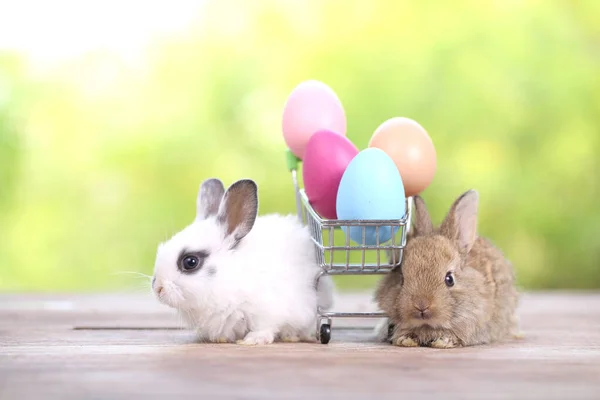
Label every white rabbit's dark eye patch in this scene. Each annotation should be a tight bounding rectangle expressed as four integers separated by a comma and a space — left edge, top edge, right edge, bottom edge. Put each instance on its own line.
177, 250, 209, 274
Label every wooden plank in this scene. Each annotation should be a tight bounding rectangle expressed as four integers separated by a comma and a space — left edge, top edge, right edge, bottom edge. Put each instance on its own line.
1, 292, 599, 399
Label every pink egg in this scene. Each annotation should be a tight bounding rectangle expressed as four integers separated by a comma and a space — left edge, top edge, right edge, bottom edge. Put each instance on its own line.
282, 80, 347, 159
302, 129, 359, 219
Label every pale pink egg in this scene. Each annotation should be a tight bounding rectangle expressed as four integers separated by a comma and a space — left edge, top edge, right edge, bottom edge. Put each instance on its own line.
282, 80, 347, 159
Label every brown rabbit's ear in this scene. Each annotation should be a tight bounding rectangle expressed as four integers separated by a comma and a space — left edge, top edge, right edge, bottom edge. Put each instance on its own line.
196, 178, 225, 220
217, 179, 258, 243
439, 190, 479, 255
411, 195, 433, 236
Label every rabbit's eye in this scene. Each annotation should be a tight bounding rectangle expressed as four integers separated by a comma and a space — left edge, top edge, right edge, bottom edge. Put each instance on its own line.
182, 256, 199, 270
177, 250, 208, 273
445, 272, 455, 287
180, 255, 203, 273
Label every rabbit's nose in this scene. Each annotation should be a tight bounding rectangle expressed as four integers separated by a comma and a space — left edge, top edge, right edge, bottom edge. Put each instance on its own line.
152, 276, 164, 296
414, 301, 432, 320
153, 278, 164, 297
414, 300, 430, 312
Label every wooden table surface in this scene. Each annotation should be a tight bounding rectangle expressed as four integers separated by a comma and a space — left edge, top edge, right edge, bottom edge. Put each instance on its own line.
1, 291, 599, 400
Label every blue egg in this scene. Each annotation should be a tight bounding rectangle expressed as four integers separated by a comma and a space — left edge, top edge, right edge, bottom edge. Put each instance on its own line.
336, 148, 406, 245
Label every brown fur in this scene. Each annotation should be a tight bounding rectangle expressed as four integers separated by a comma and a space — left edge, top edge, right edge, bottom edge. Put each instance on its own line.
375, 191, 519, 348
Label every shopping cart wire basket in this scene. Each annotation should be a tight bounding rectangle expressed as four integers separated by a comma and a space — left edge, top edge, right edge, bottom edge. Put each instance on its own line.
286, 150, 413, 344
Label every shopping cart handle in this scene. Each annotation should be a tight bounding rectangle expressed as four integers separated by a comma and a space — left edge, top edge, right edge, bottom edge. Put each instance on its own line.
285, 149, 301, 172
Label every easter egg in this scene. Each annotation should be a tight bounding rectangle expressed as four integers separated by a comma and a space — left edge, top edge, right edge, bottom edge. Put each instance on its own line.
368, 117, 436, 197
336, 148, 406, 245
282, 80, 347, 159
303, 130, 359, 219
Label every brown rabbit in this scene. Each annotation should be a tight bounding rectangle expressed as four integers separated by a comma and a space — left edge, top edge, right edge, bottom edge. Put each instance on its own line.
375, 190, 520, 348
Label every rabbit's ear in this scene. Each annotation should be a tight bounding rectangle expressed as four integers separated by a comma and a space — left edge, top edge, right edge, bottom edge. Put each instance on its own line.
217, 179, 258, 243
411, 195, 433, 236
196, 178, 225, 220
440, 190, 479, 255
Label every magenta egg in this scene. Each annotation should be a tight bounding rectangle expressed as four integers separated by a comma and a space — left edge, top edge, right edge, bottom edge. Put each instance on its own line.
302, 130, 359, 219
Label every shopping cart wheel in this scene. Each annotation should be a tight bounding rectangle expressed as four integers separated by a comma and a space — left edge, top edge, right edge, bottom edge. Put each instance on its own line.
319, 324, 331, 344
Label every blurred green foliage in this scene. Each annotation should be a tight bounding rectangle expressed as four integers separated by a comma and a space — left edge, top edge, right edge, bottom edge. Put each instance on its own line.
0, 0, 599, 292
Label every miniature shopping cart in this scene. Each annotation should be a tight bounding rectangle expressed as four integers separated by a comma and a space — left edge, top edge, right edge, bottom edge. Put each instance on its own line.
286, 151, 412, 344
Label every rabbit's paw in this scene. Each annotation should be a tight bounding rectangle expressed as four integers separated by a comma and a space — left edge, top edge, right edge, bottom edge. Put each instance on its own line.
392, 333, 419, 347
279, 328, 313, 343
299, 332, 317, 343
280, 335, 300, 343
237, 330, 275, 345
199, 335, 232, 344
430, 336, 458, 349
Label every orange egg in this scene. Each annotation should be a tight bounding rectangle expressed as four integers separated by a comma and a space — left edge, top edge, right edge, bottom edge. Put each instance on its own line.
368, 117, 436, 197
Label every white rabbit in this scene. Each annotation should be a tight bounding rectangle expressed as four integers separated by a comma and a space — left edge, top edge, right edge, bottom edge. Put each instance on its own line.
152, 178, 334, 345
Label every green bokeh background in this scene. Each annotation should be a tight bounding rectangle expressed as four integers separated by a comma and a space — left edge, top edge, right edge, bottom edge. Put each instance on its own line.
1, 0, 599, 292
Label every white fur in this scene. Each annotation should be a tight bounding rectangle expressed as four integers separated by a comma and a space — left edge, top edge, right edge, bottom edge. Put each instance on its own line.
152, 183, 334, 345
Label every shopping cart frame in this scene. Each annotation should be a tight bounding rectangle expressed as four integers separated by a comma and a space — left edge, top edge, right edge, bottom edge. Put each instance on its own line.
287, 151, 412, 344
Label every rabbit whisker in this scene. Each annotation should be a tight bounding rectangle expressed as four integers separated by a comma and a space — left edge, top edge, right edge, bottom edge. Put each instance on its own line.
111, 271, 153, 280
